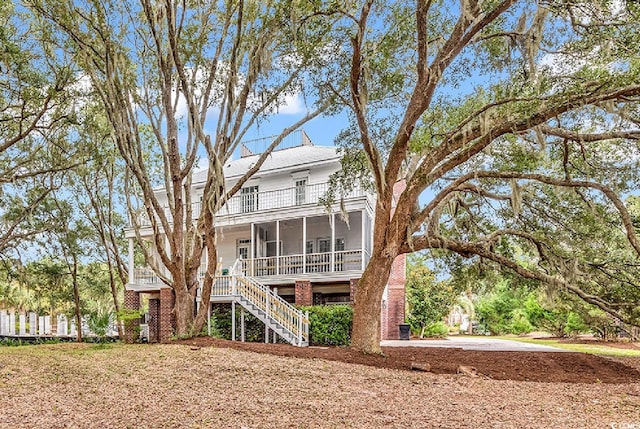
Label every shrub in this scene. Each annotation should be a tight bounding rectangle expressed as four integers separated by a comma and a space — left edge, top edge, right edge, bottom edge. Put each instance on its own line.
422, 321, 448, 338
564, 311, 588, 337
300, 305, 353, 346
87, 311, 112, 338
510, 308, 533, 335
211, 304, 264, 342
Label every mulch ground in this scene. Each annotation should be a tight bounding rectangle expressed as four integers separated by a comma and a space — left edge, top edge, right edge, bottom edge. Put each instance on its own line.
173, 337, 640, 384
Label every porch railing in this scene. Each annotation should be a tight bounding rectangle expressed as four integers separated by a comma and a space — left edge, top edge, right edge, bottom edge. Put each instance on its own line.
133, 181, 371, 227
239, 249, 364, 277
133, 268, 162, 285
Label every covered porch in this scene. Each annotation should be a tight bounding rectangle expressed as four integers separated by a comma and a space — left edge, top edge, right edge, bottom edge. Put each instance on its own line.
216, 210, 372, 283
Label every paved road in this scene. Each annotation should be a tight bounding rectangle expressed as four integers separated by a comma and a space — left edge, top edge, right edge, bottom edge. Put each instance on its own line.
381, 336, 569, 352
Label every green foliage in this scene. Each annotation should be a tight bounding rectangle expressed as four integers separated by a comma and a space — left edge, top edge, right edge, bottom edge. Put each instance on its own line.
510, 308, 533, 336
406, 255, 461, 338
86, 310, 112, 338
565, 312, 588, 338
210, 304, 264, 342
475, 280, 534, 335
422, 321, 448, 338
301, 305, 353, 346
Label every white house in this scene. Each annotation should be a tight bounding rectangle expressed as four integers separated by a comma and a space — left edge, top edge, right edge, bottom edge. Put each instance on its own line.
124, 130, 405, 345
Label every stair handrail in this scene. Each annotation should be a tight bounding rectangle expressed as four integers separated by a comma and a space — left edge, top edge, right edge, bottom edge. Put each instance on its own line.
231, 264, 308, 345
230, 258, 242, 276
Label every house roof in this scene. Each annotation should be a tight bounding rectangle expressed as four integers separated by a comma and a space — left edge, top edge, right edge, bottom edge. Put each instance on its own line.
192, 145, 341, 184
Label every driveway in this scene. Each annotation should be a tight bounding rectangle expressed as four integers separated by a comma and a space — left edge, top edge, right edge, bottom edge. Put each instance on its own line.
381, 336, 569, 352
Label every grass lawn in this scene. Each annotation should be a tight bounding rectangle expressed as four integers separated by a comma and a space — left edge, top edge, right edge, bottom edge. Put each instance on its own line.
495, 336, 640, 357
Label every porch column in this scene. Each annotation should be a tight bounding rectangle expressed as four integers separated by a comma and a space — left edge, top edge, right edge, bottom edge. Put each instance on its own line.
231, 301, 236, 341
250, 223, 255, 276
276, 220, 280, 275
128, 238, 134, 284
302, 216, 307, 273
331, 212, 335, 272
381, 180, 408, 340
294, 280, 312, 306
241, 308, 245, 342
361, 210, 366, 271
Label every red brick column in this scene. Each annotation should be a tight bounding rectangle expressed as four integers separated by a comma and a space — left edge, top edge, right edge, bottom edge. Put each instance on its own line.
380, 180, 408, 340
349, 278, 359, 305
159, 288, 175, 343
381, 254, 407, 340
294, 280, 312, 306
123, 289, 140, 343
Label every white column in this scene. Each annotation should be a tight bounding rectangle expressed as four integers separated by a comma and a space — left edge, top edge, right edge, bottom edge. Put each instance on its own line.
44, 316, 51, 335
38, 316, 45, 335
8, 312, 15, 335
241, 308, 245, 342
361, 210, 366, 271
58, 315, 68, 336
302, 217, 307, 273
331, 212, 336, 272
231, 301, 236, 342
70, 319, 77, 336
250, 223, 255, 277
0, 310, 6, 335
272, 288, 278, 343
128, 238, 135, 284
264, 292, 270, 343
29, 312, 37, 335
276, 220, 280, 275
19, 314, 26, 335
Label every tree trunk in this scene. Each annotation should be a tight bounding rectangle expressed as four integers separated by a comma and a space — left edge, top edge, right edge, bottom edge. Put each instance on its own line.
106, 257, 124, 338
71, 256, 83, 343
173, 286, 194, 337
351, 254, 396, 354
466, 288, 473, 335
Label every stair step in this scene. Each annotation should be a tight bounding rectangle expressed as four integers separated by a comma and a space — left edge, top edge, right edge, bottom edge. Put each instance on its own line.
230, 273, 308, 347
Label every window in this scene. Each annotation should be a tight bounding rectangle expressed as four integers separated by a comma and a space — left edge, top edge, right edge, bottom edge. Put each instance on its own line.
318, 238, 344, 253
241, 186, 258, 213
318, 238, 331, 253
237, 239, 251, 260
295, 179, 307, 205
306, 240, 314, 254
266, 240, 282, 257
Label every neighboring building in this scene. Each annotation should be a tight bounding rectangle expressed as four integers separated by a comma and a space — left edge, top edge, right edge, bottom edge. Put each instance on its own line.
124, 131, 406, 345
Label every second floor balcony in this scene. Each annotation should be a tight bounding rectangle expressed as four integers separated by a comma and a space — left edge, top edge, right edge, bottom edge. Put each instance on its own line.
132, 248, 370, 288
132, 181, 373, 228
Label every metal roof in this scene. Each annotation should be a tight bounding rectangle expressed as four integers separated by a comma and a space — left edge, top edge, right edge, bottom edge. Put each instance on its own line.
193, 145, 340, 184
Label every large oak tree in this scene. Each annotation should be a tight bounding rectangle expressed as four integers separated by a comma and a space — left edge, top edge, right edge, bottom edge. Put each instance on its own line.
31, 0, 339, 336
328, 0, 640, 353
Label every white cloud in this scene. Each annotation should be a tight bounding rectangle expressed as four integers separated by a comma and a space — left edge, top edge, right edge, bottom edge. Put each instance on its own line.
276, 93, 305, 115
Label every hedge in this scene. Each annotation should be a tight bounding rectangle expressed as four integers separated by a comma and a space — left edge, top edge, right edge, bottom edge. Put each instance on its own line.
300, 305, 353, 346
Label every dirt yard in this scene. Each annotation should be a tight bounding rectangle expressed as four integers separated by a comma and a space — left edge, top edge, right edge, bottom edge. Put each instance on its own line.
1, 341, 639, 428
176, 337, 640, 383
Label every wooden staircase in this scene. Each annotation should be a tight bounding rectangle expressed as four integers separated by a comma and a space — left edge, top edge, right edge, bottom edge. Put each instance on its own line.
206, 260, 309, 346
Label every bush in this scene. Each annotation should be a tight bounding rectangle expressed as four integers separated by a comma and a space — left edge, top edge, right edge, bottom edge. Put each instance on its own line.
509, 308, 533, 335
564, 311, 588, 337
422, 321, 448, 338
211, 304, 264, 342
300, 305, 353, 346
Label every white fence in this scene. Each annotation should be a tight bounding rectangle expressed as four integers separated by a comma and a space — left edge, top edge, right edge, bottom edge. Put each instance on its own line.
0, 310, 118, 338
